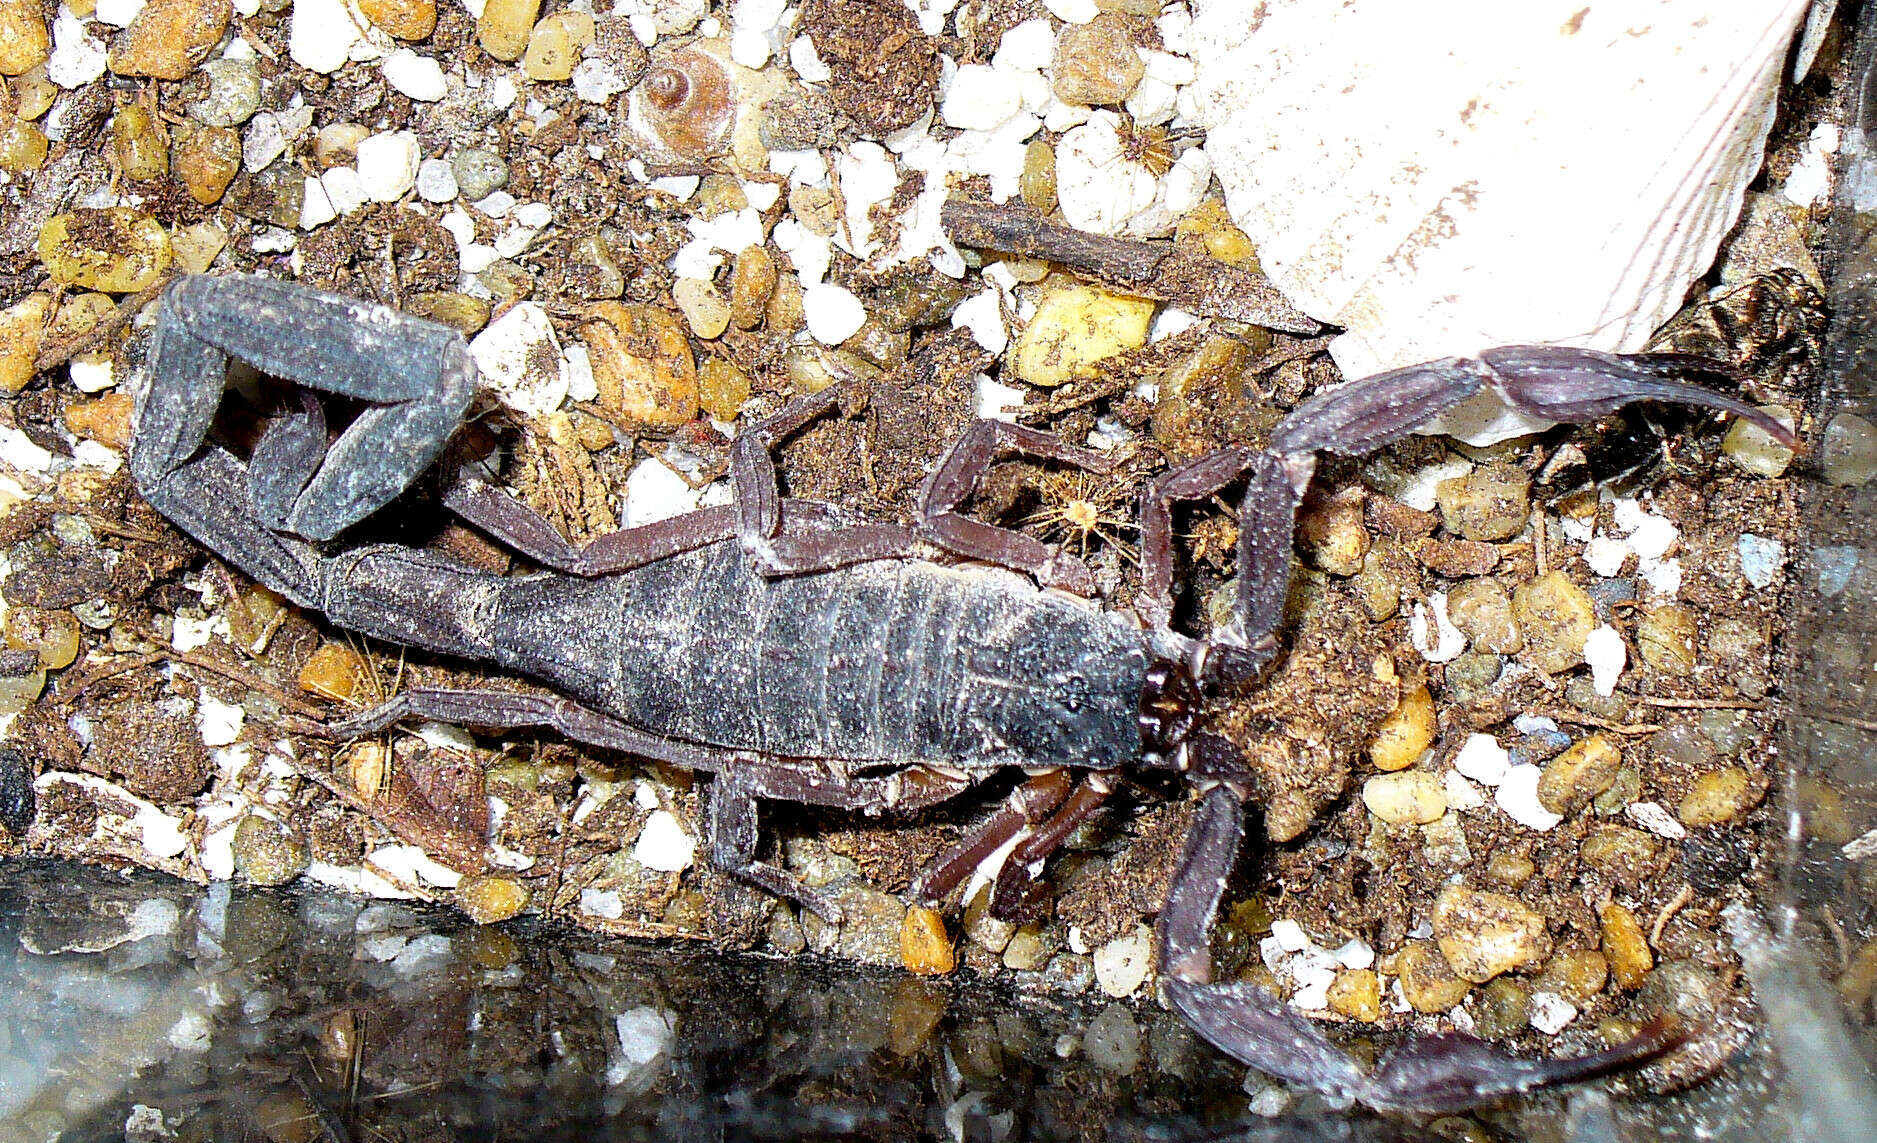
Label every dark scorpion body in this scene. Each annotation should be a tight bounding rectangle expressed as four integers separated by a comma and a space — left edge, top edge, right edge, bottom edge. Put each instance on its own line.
130, 274, 1798, 1113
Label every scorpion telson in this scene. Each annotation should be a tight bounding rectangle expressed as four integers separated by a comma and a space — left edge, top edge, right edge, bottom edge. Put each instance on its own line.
131, 274, 1795, 1112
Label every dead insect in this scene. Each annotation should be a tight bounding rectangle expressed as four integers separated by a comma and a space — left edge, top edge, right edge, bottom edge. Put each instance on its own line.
134, 275, 1792, 1110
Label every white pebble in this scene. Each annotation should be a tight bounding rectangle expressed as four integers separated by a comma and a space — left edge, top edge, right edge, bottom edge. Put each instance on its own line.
632, 810, 696, 872
70, 357, 115, 393
1494, 764, 1563, 831
1410, 593, 1466, 663
1453, 733, 1510, 785
580, 887, 624, 918
1613, 497, 1678, 561
952, 287, 1009, 354
802, 282, 867, 344
1626, 800, 1688, 840
563, 343, 597, 403
358, 131, 421, 202
614, 1007, 676, 1070
170, 612, 219, 653
1528, 991, 1578, 1034
95, 0, 145, 28
1583, 535, 1628, 577
1737, 533, 1785, 588
468, 303, 568, 417
242, 112, 289, 173
789, 35, 830, 82
974, 374, 1023, 422
1288, 961, 1336, 1010
1332, 938, 1375, 970
1270, 918, 1311, 953
416, 158, 458, 203
773, 219, 831, 284
196, 693, 246, 748
1092, 925, 1153, 997
382, 49, 447, 102
941, 64, 1024, 131
993, 18, 1056, 72
289, 0, 368, 75
624, 458, 699, 527
321, 167, 368, 216
1583, 623, 1627, 697
1043, 0, 1098, 22
1443, 769, 1487, 810
1056, 114, 1160, 236
47, 12, 108, 89
299, 177, 337, 229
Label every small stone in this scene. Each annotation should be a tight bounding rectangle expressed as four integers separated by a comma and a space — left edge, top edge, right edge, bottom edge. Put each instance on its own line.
0, 111, 46, 172
1536, 948, 1608, 1005
804, 881, 907, 967
1052, 14, 1144, 106
1820, 413, 1877, 486
0, 293, 50, 393
697, 357, 751, 420
63, 392, 133, 450
358, 130, 420, 202
1003, 923, 1053, 970
1636, 604, 1698, 675
5, 606, 80, 669
1528, 990, 1578, 1034
1362, 771, 1447, 825
1084, 1002, 1141, 1074
415, 157, 457, 203
1592, 767, 1643, 815
1092, 924, 1152, 997
802, 283, 867, 344
1513, 571, 1597, 673
0, 0, 51, 76
1721, 405, 1796, 477
1396, 939, 1471, 1012
581, 302, 698, 429
1600, 903, 1653, 989
728, 246, 777, 329
1484, 850, 1534, 887
1537, 733, 1622, 817
1445, 577, 1521, 653
1020, 138, 1058, 214
478, 0, 542, 63
38, 209, 171, 292
901, 906, 955, 975
672, 276, 731, 339
1326, 968, 1383, 1022
1436, 463, 1530, 542
314, 123, 370, 170
109, 0, 229, 80
632, 809, 695, 871
0, 747, 33, 838
381, 49, 446, 101
111, 104, 168, 181
1473, 978, 1531, 1039
175, 126, 242, 205
358, 0, 436, 40
470, 302, 569, 416
1432, 886, 1551, 982
1297, 486, 1370, 575
457, 874, 530, 923
1578, 825, 1659, 887
1369, 681, 1435, 772
232, 814, 309, 886
185, 57, 261, 126
1011, 285, 1155, 388
1678, 767, 1755, 826
522, 11, 594, 81
298, 641, 368, 702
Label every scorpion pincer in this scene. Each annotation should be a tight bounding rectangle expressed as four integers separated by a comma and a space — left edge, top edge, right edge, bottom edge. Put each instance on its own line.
130, 274, 1793, 1112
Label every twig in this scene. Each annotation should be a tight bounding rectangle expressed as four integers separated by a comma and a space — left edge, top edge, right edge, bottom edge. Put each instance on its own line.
1638, 696, 1765, 712
32, 270, 179, 374
1538, 708, 1662, 735
1651, 883, 1695, 946
58, 648, 328, 719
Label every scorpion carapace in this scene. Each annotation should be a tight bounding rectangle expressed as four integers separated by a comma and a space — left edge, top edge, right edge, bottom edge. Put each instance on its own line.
132, 275, 1789, 1111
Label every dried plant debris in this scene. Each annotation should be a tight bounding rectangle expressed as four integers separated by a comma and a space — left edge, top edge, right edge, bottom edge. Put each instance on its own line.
0, 0, 1861, 1118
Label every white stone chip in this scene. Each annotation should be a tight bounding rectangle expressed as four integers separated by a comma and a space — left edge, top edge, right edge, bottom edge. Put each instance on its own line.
573, 57, 632, 103
242, 112, 290, 173
582, 887, 624, 918
942, 64, 1025, 131
1528, 991, 1578, 1034
905, 0, 961, 36
1584, 623, 1627, 696
47, 11, 108, 89
1092, 925, 1153, 997
1333, 938, 1375, 970
169, 612, 218, 653
369, 844, 463, 888
1782, 122, 1839, 207
358, 131, 421, 202
300, 176, 338, 229
773, 218, 832, 284
1453, 733, 1510, 786
563, 344, 597, 404
1613, 497, 1678, 561
1583, 535, 1628, 577
289, 0, 370, 75
1737, 532, 1786, 588
196, 694, 246, 748
1494, 764, 1563, 831
382, 49, 447, 102
1627, 800, 1688, 840
321, 167, 368, 216
730, 0, 786, 68
1443, 770, 1487, 810
1409, 593, 1466, 663
633, 810, 697, 872
1842, 826, 1877, 861
952, 288, 1009, 354
974, 374, 1024, 423
468, 303, 568, 417
624, 458, 700, 527
416, 158, 458, 203
1270, 918, 1311, 952
994, 18, 1056, 71
802, 282, 868, 344
95, 0, 146, 28
1043, 0, 1098, 23
789, 35, 831, 82
70, 357, 115, 393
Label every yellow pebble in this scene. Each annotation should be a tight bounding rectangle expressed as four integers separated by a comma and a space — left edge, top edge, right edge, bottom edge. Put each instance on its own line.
729, 246, 777, 330
581, 302, 699, 429
0, 0, 51, 76
900, 906, 955, 975
109, 0, 231, 81
1396, 939, 1470, 1013
1369, 681, 1434, 771
477, 0, 542, 63
1327, 969, 1383, 1022
697, 358, 752, 421
111, 105, 169, 181
0, 111, 47, 172
458, 874, 531, 924
358, 0, 437, 40
1362, 771, 1447, 825
1010, 285, 1155, 388
298, 642, 369, 703
522, 11, 595, 82
38, 209, 173, 293
1537, 733, 1623, 816
1679, 766, 1755, 826
0, 292, 50, 394
63, 393, 134, 451
174, 126, 243, 205
1599, 902, 1653, 990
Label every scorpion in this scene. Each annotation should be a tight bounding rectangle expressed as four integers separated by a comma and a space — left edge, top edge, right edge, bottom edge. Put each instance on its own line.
129, 273, 1797, 1113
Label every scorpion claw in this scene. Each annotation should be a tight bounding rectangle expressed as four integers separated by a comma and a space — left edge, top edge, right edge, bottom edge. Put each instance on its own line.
1162, 978, 1366, 1105
1357, 1015, 1685, 1113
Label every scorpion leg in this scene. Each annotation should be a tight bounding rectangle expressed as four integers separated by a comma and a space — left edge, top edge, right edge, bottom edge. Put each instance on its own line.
916, 420, 1123, 596
909, 769, 1075, 908
984, 771, 1119, 921
135, 275, 477, 543
1158, 763, 1683, 1111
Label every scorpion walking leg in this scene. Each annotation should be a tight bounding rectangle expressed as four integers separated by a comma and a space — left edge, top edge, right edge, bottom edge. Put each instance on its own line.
1158, 785, 1684, 1111
909, 769, 1075, 908
986, 771, 1118, 920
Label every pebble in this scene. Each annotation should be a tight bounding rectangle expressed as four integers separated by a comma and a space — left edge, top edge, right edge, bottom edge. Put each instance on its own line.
1369, 680, 1435, 771
320, 167, 367, 217
1484, 850, 1534, 887
1494, 763, 1562, 831
672, 276, 731, 338
1600, 902, 1653, 989
1513, 571, 1597, 673
1537, 733, 1622, 817
803, 881, 906, 967
314, 122, 369, 169
632, 809, 695, 871
727, 245, 777, 329
1626, 800, 1687, 840
0, 0, 51, 76
1473, 978, 1531, 1039
1527, 990, 1578, 1034
940, 62, 1024, 131
289, 0, 368, 74
0, 112, 46, 172
358, 130, 420, 201
470, 302, 568, 417
1396, 939, 1470, 1012
1721, 404, 1796, 477
1092, 924, 1152, 997
453, 147, 510, 202
1362, 771, 1447, 825
1297, 486, 1370, 575
1421, 813, 1471, 867
297, 642, 367, 702
1435, 462, 1530, 542
581, 302, 698, 429
0, 293, 50, 393
802, 282, 867, 344
477, 0, 541, 62
1680, 826, 1753, 892
38, 208, 172, 292
1052, 14, 1144, 106
1635, 603, 1698, 675
382, 49, 446, 101
457, 874, 530, 923
358, 0, 436, 40
1444, 577, 1522, 653
185, 57, 261, 127
1536, 948, 1608, 1005
111, 104, 167, 180
0, 747, 32, 838
1578, 824, 1659, 887
109, 0, 229, 80
1011, 285, 1155, 387
0, 658, 45, 719
1003, 923, 1053, 970
63, 393, 133, 450
1083, 1003, 1141, 1074
523, 11, 594, 82
1679, 767, 1754, 826
900, 906, 955, 975
46, 10, 107, 88
1432, 886, 1551, 982
415, 157, 457, 203
1820, 412, 1877, 485
231, 814, 309, 887
1021, 138, 1059, 214
1326, 968, 1383, 1021
1735, 533, 1784, 589
1453, 733, 1510, 785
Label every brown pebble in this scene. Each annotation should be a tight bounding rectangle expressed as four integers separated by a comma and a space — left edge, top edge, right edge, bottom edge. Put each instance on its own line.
1637, 604, 1699, 676
1445, 577, 1522, 653
1536, 948, 1608, 1005
729, 246, 777, 330
477, 0, 541, 62
232, 814, 308, 887
1020, 138, 1058, 214
0, 0, 51, 76
1297, 485, 1370, 576
1513, 571, 1597, 673
298, 642, 369, 703
5, 606, 81, 669
581, 302, 699, 429
1578, 824, 1659, 887
358, 0, 437, 40
0, 292, 49, 393
1327, 969, 1383, 1022
1413, 537, 1500, 577
1432, 886, 1551, 982
1436, 462, 1531, 542
175, 126, 242, 205
1396, 939, 1471, 1012
1052, 14, 1145, 105
458, 874, 531, 923
900, 905, 955, 975
697, 358, 751, 420
522, 11, 595, 82
1366, 495, 1438, 538
1679, 766, 1755, 826
1485, 850, 1535, 887
1537, 733, 1623, 817
109, 0, 230, 80
63, 392, 134, 451
1600, 902, 1653, 989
